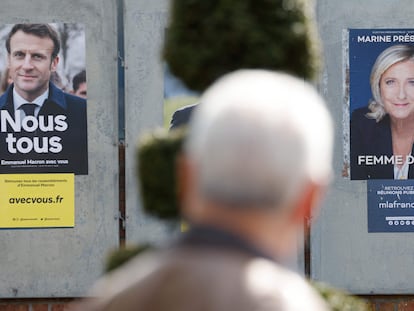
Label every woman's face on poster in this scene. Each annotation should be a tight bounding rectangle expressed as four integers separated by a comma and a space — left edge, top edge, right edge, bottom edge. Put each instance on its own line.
380, 59, 414, 121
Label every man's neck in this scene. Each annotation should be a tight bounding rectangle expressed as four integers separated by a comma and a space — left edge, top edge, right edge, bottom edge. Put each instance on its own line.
181, 224, 275, 261
13, 86, 49, 104
187, 201, 296, 261
13, 86, 49, 110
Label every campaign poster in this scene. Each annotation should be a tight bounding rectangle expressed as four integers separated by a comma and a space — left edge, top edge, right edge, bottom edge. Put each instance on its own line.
348, 29, 414, 180
0, 173, 74, 228
0, 23, 88, 175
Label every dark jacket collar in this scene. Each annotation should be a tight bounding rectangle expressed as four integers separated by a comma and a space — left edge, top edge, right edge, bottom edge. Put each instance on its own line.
0, 82, 67, 111
178, 224, 275, 261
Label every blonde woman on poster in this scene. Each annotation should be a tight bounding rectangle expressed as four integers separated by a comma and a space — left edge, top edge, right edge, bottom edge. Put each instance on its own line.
350, 44, 414, 180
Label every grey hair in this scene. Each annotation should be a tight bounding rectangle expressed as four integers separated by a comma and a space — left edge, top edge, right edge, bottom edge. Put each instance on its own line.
367, 45, 414, 122
185, 70, 333, 209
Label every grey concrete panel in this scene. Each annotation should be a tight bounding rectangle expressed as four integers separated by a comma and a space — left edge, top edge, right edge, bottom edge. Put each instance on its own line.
123, 1, 305, 276
0, 0, 119, 297
312, 0, 414, 294
123, 0, 181, 246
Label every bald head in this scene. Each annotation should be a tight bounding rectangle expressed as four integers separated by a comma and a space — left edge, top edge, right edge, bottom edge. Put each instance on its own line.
185, 70, 333, 209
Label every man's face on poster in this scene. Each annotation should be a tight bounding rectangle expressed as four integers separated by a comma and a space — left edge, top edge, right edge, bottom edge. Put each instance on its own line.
380, 60, 414, 121
7, 30, 59, 102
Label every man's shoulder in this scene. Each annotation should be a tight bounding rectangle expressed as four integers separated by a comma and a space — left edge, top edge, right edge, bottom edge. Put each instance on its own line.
70, 250, 163, 311
242, 258, 329, 310
171, 251, 328, 310
89, 249, 163, 298
64, 93, 86, 114
49, 83, 86, 110
62, 90, 86, 106
0, 86, 11, 109
82, 247, 328, 311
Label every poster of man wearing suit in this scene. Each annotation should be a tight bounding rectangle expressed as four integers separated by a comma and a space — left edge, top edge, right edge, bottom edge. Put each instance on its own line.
0, 22, 87, 175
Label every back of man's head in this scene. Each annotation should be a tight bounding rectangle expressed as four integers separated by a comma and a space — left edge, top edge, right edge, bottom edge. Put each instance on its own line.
185, 70, 333, 210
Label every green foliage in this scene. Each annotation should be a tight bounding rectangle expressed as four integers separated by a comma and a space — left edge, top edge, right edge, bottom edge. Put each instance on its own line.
136, 128, 186, 219
163, 0, 321, 92
312, 281, 369, 311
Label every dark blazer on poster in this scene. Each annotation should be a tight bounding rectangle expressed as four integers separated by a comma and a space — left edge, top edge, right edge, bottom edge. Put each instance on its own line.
0, 82, 88, 175
169, 103, 197, 130
350, 107, 414, 180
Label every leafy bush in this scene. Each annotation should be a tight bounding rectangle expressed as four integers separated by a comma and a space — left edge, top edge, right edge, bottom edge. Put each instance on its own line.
136, 128, 186, 219
104, 244, 152, 273
163, 0, 321, 92
312, 281, 369, 311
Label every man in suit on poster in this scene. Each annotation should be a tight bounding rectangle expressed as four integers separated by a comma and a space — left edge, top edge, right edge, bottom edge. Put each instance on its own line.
0, 23, 87, 175
169, 103, 197, 130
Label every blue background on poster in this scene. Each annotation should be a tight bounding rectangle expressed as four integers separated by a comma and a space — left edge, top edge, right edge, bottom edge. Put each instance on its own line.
349, 29, 414, 113
368, 180, 414, 232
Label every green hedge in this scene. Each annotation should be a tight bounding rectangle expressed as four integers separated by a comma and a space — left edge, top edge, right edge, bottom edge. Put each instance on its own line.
163, 0, 321, 92
136, 128, 185, 219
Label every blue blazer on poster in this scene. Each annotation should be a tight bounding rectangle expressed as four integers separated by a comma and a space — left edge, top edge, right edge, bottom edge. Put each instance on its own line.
169, 103, 197, 130
0, 82, 88, 175
350, 107, 414, 180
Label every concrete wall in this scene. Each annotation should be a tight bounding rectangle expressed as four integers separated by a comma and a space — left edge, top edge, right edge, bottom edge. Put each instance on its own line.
123, 0, 180, 246
312, 0, 414, 294
0, 0, 178, 299
3, 0, 414, 299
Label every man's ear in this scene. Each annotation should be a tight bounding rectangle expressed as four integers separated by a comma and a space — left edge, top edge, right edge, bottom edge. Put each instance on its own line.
176, 153, 188, 208
290, 182, 326, 224
50, 55, 59, 71
176, 153, 196, 218
176, 153, 204, 223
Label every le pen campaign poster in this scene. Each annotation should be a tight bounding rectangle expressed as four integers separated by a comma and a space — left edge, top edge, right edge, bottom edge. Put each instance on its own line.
348, 29, 414, 181
0, 23, 87, 175
348, 29, 414, 232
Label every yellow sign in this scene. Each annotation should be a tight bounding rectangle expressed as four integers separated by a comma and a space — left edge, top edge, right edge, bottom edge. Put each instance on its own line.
0, 174, 74, 228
